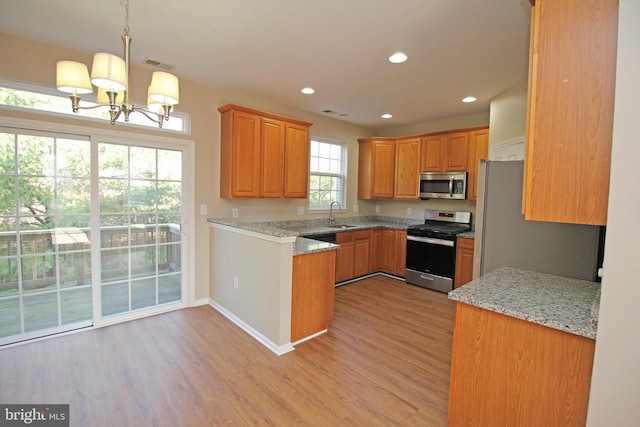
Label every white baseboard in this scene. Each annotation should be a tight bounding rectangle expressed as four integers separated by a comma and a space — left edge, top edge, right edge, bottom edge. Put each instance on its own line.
209, 299, 295, 356
191, 297, 209, 307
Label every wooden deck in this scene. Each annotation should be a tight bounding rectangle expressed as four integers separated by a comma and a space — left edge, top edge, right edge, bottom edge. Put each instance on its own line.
0, 275, 456, 426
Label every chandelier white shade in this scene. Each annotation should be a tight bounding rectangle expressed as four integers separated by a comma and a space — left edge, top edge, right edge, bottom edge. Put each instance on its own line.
90, 53, 127, 92
148, 71, 179, 105
55, 0, 179, 128
56, 61, 93, 95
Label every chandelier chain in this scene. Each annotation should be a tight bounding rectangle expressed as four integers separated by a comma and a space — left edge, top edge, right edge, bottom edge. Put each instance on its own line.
121, 0, 130, 36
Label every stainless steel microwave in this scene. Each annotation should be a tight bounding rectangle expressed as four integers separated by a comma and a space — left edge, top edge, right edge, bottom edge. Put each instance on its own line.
419, 172, 467, 200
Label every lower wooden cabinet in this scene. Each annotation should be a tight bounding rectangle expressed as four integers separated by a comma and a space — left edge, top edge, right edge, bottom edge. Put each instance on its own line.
394, 230, 407, 277
353, 230, 371, 277
335, 232, 355, 283
454, 237, 474, 288
370, 229, 382, 272
449, 303, 595, 426
291, 250, 336, 342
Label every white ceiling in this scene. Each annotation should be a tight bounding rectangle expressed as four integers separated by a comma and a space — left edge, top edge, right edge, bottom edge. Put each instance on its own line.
0, 0, 532, 132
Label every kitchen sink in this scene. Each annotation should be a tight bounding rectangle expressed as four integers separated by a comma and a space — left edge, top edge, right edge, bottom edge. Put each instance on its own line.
327, 224, 357, 229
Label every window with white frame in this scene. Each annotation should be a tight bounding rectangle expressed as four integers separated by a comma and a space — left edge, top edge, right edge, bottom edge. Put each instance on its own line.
0, 79, 189, 134
308, 138, 346, 210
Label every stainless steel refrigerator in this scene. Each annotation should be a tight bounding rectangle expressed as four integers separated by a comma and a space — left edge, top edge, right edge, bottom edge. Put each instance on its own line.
473, 160, 601, 281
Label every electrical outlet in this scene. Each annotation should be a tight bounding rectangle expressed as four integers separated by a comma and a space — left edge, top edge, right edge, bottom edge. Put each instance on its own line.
233, 276, 239, 290
407, 207, 412, 215
353, 205, 359, 213
297, 207, 304, 215
232, 208, 238, 218
200, 204, 208, 216
375, 205, 380, 213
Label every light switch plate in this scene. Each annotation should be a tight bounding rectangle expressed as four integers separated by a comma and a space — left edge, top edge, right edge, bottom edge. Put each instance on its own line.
407, 207, 412, 215
375, 205, 380, 213
297, 207, 304, 215
232, 208, 238, 218
200, 204, 207, 216
353, 205, 359, 213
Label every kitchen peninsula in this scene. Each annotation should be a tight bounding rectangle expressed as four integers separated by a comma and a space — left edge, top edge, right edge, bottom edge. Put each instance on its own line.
208, 216, 420, 354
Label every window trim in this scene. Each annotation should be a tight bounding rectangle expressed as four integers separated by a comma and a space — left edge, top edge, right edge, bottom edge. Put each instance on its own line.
308, 137, 347, 212
0, 77, 191, 135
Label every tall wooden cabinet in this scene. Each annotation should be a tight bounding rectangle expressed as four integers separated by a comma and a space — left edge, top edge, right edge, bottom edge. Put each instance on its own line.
522, 0, 618, 225
357, 138, 395, 199
394, 138, 421, 199
218, 104, 312, 199
420, 131, 469, 172
466, 129, 489, 202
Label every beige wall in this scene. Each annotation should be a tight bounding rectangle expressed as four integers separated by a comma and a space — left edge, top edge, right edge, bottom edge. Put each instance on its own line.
488, 80, 527, 146
586, 0, 640, 424
377, 111, 490, 137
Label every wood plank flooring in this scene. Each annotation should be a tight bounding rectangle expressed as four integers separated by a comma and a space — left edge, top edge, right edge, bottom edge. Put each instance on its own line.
0, 275, 456, 426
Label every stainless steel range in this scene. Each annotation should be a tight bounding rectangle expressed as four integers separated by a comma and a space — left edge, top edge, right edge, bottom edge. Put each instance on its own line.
405, 209, 472, 293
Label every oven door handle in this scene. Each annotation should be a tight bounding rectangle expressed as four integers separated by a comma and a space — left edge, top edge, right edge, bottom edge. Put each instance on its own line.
407, 235, 454, 247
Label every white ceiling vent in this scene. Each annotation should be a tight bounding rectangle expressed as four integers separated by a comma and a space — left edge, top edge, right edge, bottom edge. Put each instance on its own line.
322, 109, 349, 117
143, 58, 175, 71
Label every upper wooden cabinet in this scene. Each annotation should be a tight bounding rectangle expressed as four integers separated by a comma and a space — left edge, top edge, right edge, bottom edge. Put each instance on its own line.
421, 131, 469, 173
466, 129, 489, 203
358, 138, 396, 199
522, 0, 618, 225
358, 137, 420, 200
218, 104, 312, 199
394, 137, 421, 199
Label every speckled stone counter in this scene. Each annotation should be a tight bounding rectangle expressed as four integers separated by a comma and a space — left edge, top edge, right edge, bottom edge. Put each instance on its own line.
208, 215, 423, 255
448, 267, 601, 339
457, 231, 475, 239
293, 237, 339, 256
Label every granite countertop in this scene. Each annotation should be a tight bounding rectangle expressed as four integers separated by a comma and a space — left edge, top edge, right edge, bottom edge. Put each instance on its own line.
448, 267, 601, 339
209, 215, 425, 255
458, 231, 475, 239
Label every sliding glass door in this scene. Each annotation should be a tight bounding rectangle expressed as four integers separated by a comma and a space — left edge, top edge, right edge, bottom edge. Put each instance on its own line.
0, 125, 188, 346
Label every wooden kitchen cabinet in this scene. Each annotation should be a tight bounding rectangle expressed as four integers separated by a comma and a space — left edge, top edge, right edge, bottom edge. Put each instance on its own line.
522, 0, 618, 225
353, 230, 371, 278
369, 228, 382, 272
466, 128, 489, 202
357, 138, 395, 199
380, 229, 396, 274
291, 249, 336, 342
449, 303, 595, 426
454, 237, 474, 288
420, 131, 469, 173
218, 104, 312, 199
394, 137, 421, 199
393, 230, 407, 277
335, 232, 355, 283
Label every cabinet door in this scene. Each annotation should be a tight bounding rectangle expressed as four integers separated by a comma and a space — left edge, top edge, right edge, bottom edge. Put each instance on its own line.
445, 132, 469, 172
335, 232, 355, 283
353, 230, 371, 277
454, 237, 475, 288
421, 135, 445, 172
291, 250, 336, 342
523, 0, 617, 225
467, 129, 489, 202
380, 229, 396, 274
371, 140, 395, 198
260, 118, 285, 198
394, 138, 421, 199
283, 123, 310, 198
394, 230, 407, 277
229, 110, 261, 197
370, 228, 382, 272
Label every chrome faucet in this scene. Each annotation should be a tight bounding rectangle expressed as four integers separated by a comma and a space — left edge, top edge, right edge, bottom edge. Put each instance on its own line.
329, 200, 342, 225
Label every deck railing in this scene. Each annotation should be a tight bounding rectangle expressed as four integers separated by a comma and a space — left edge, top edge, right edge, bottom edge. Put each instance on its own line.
0, 224, 181, 293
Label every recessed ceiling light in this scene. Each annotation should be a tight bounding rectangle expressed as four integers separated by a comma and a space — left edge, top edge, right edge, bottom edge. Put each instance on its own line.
388, 52, 408, 64
381, 113, 393, 119
462, 96, 477, 103
301, 87, 315, 95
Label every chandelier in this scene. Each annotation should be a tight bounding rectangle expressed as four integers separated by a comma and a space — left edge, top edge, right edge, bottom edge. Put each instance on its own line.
55, 0, 179, 128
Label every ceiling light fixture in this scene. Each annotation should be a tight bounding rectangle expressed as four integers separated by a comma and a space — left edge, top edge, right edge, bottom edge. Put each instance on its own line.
301, 87, 315, 95
381, 113, 393, 119
462, 96, 477, 103
388, 52, 408, 64
55, 0, 179, 128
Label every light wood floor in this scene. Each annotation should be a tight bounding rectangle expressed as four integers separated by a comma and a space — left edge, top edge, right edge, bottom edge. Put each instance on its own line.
0, 275, 456, 426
